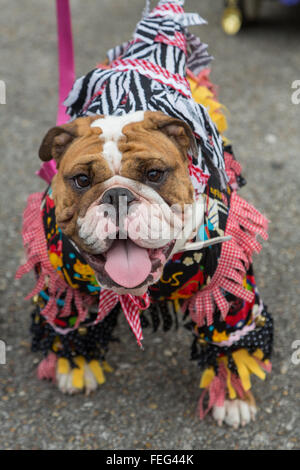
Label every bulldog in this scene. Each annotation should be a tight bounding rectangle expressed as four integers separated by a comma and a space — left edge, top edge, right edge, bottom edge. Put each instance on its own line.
18, 0, 273, 429
39, 111, 202, 296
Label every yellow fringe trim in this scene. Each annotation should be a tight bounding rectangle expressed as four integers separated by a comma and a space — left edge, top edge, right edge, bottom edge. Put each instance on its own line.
102, 360, 114, 373
88, 360, 106, 385
189, 78, 228, 136
72, 356, 85, 389
57, 356, 113, 389
57, 357, 70, 375
199, 348, 269, 400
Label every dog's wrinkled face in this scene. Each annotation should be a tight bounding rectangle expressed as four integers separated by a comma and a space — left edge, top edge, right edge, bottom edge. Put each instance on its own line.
39, 111, 202, 295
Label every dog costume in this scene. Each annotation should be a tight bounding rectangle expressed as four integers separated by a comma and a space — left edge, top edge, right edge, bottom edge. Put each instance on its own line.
17, 0, 273, 419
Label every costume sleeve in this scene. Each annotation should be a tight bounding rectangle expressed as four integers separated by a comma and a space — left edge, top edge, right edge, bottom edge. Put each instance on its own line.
186, 267, 273, 418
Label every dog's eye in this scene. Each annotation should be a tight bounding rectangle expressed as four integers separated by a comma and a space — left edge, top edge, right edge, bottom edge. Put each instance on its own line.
73, 174, 91, 189
146, 169, 165, 183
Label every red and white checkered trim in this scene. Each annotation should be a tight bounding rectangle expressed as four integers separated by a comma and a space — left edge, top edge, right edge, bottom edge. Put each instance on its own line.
150, 2, 185, 17
17, 192, 151, 345
187, 191, 269, 326
224, 150, 242, 190
17, 187, 268, 344
16, 193, 95, 334
95, 290, 150, 347
197, 361, 245, 419
109, 58, 191, 98
155, 31, 187, 54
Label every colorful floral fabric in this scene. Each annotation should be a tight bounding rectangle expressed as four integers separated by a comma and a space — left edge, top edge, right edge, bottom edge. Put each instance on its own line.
40, 168, 232, 329
42, 187, 100, 297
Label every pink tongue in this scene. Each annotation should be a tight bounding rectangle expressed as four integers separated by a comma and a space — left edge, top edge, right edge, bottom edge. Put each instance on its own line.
104, 239, 152, 288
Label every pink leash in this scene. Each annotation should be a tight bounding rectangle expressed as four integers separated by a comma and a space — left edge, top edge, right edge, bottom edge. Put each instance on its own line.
37, 0, 75, 183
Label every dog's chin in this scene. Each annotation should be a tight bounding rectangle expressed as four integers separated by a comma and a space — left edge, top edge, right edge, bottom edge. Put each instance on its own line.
80, 238, 176, 295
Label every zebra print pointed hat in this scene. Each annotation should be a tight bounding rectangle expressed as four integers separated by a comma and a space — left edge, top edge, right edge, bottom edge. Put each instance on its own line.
64, 0, 228, 196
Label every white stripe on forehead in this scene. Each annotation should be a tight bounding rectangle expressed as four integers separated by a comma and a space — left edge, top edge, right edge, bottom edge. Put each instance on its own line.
91, 111, 145, 141
91, 111, 145, 173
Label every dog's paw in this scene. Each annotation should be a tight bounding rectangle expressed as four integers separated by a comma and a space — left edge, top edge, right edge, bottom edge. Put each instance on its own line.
212, 395, 257, 428
56, 356, 113, 395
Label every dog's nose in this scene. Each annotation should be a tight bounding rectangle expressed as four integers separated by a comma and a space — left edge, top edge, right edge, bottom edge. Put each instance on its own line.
100, 187, 136, 208
101, 188, 136, 235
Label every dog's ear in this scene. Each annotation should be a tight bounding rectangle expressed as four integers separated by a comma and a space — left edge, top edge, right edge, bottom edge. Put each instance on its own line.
38, 116, 100, 166
145, 111, 198, 160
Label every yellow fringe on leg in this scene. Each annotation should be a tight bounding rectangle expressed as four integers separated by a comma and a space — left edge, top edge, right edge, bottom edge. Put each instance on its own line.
56, 356, 114, 390
198, 348, 272, 418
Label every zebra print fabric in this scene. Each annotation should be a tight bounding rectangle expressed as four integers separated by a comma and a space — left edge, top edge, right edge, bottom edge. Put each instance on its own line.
64, 0, 228, 195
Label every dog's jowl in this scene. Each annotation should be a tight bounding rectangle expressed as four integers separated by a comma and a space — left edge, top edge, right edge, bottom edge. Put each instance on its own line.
17, 0, 273, 428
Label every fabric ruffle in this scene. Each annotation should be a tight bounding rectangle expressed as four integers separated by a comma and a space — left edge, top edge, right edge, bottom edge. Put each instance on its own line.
186, 191, 269, 326
197, 349, 272, 419
16, 193, 94, 334
37, 352, 57, 382
16, 192, 149, 345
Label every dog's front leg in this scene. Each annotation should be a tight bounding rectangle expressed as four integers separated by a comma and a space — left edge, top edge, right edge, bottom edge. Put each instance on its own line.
189, 269, 273, 428
31, 302, 120, 395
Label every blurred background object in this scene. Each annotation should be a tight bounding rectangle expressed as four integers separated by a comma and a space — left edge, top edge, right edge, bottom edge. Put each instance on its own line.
222, 0, 300, 34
